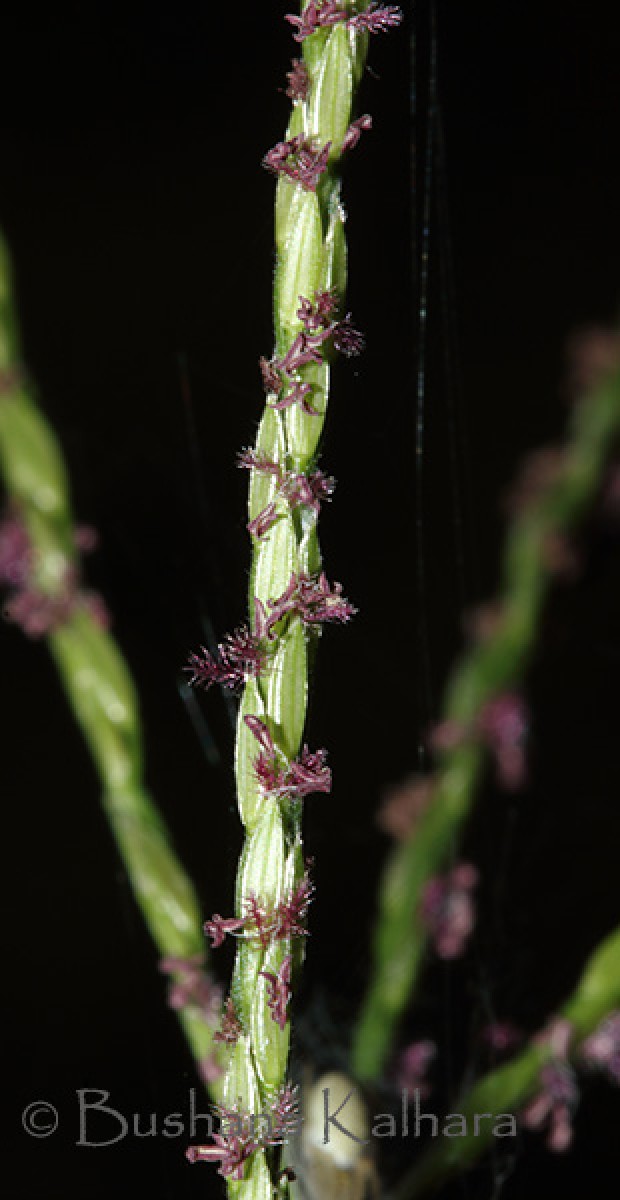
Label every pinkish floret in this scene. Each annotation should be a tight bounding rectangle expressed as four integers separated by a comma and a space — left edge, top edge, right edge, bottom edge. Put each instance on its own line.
187, 1088, 299, 1177
420, 863, 478, 959
4, 582, 75, 638
242, 461, 335, 540
580, 1012, 620, 1084
159, 955, 222, 1023
480, 1020, 523, 1055
276, 873, 315, 938
0, 509, 109, 638
285, 1, 346, 41
186, 1133, 255, 1180
267, 571, 356, 630
522, 1062, 578, 1153
237, 448, 281, 478
0, 513, 32, 587
296, 289, 339, 333
262, 135, 331, 192
244, 714, 331, 800
430, 691, 528, 792
288, 745, 332, 797
394, 1039, 436, 1099
476, 691, 528, 790
378, 775, 435, 841
205, 872, 314, 952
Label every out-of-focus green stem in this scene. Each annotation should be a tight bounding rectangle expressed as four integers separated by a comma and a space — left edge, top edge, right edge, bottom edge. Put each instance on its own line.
352, 347, 620, 1083
389, 925, 620, 1198
0, 230, 222, 1093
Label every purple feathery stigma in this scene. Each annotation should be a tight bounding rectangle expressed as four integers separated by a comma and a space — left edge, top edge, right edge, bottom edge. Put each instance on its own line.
332, 314, 365, 357
285, 1, 346, 42
348, 4, 404, 33
186, 625, 266, 692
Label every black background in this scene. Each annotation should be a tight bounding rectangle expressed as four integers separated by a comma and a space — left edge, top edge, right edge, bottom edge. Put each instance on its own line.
3, 2, 620, 1197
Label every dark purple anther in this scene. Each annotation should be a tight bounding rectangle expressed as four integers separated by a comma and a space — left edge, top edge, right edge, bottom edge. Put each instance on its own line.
214, 997, 243, 1045
296, 289, 339, 333
247, 502, 279, 539
285, 58, 310, 101
342, 114, 373, 153
259, 355, 283, 396
260, 955, 292, 1030
203, 913, 246, 949
271, 380, 319, 416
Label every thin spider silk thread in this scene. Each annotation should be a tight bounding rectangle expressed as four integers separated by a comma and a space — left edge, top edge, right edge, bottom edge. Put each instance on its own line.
412, 4, 460, 1155
435, 104, 476, 611
412, 0, 436, 768
413, 9, 503, 1178
421, 23, 523, 1197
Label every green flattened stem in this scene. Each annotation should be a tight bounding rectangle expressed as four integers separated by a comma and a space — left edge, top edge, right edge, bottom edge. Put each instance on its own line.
0, 230, 222, 1096
308, 24, 353, 160
266, 617, 308, 758
220, 9, 382, 1195
235, 680, 268, 830
274, 186, 323, 353
392, 926, 620, 1199
251, 937, 292, 1091
352, 354, 620, 1085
